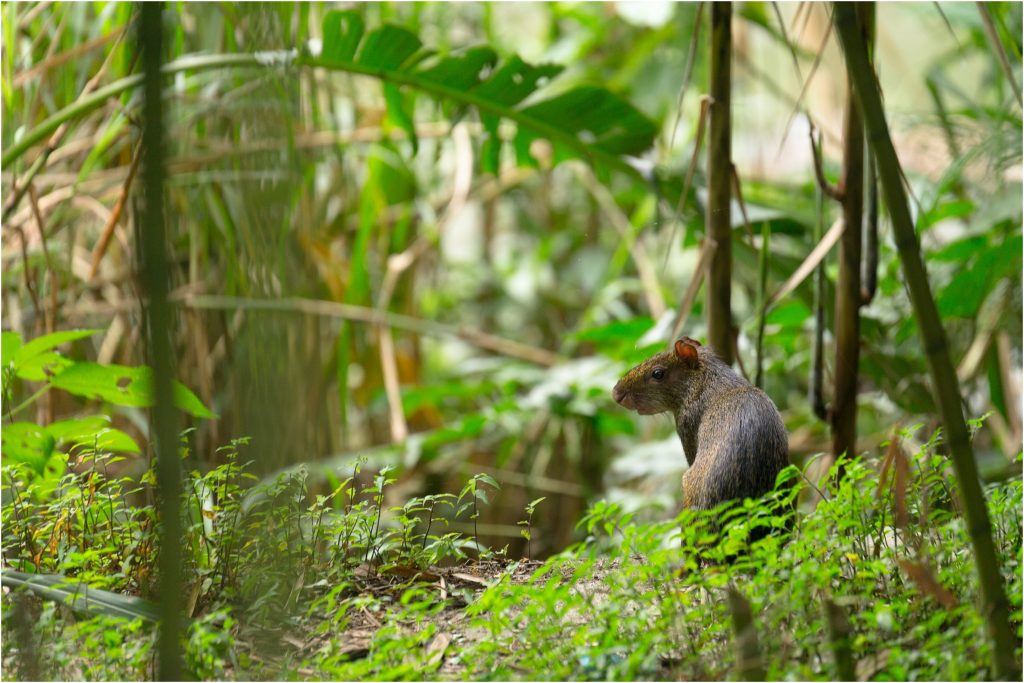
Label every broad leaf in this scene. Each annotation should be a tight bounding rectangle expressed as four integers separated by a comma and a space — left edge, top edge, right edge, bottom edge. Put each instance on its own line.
311, 14, 655, 179
49, 362, 215, 418
1, 570, 160, 622
2, 422, 56, 473
13, 329, 100, 369
45, 416, 141, 454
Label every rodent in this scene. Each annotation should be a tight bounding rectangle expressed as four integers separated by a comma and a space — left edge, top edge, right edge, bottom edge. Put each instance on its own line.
612, 337, 789, 512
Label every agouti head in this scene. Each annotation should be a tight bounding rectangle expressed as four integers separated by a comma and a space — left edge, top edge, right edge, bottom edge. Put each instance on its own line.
612, 337, 703, 415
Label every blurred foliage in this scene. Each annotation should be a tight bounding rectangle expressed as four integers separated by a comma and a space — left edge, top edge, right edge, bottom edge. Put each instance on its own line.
1, 2, 1022, 678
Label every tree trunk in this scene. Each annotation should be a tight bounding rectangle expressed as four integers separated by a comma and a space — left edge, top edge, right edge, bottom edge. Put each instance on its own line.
834, 4, 1021, 679
706, 2, 733, 364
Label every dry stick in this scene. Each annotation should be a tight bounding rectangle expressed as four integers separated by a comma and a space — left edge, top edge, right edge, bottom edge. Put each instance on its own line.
376, 122, 475, 444
27, 186, 58, 336
833, 6, 1020, 679
729, 163, 755, 247
996, 331, 1022, 449
778, 5, 835, 153
669, 239, 715, 342
976, 2, 1023, 108
183, 295, 562, 368
26, 185, 59, 425
575, 164, 666, 320
665, 95, 712, 270
12, 26, 127, 88
88, 143, 143, 281
667, 1, 705, 153
772, 1, 804, 82
735, 52, 843, 148
809, 125, 844, 201
2, 25, 129, 223
766, 217, 843, 309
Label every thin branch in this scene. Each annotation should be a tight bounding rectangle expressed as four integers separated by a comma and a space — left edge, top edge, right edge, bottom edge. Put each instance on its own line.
976, 2, 1023, 108
810, 125, 845, 201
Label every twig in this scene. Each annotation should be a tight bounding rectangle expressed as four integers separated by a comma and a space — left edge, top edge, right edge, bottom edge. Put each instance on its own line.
89, 142, 143, 281
183, 294, 563, 367
976, 2, 1023, 108
669, 238, 715, 342
574, 164, 666, 319
766, 218, 844, 309
809, 125, 844, 201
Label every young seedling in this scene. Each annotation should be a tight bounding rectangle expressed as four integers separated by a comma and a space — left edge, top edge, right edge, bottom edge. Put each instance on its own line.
518, 497, 546, 561
457, 473, 500, 559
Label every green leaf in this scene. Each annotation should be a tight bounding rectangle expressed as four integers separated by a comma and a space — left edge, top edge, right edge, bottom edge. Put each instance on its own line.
322, 10, 364, 64
518, 85, 659, 155
13, 329, 101, 369
2, 422, 56, 474
49, 362, 215, 418
472, 56, 562, 106
2, 331, 22, 367
476, 473, 500, 489
384, 83, 418, 155
417, 46, 498, 91
1, 570, 161, 622
17, 353, 74, 382
45, 417, 140, 454
357, 25, 423, 71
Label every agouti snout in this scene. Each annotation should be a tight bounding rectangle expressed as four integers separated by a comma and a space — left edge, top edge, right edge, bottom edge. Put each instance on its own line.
614, 337, 789, 511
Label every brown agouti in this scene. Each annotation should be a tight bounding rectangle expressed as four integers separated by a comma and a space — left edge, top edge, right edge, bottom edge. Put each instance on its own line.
612, 337, 789, 512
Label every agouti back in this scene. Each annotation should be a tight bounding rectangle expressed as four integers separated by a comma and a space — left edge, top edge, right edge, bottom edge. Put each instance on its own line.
612, 337, 789, 511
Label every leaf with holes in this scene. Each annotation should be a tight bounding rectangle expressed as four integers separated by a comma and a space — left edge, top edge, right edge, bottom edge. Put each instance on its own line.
49, 362, 215, 418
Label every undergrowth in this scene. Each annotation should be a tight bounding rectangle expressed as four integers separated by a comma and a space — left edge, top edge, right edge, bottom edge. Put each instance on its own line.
2, 426, 1021, 681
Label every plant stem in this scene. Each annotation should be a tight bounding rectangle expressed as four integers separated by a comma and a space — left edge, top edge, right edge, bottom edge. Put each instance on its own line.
834, 4, 1020, 679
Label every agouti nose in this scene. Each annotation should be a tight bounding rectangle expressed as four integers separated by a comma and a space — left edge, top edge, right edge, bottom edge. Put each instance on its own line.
612, 382, 632, 407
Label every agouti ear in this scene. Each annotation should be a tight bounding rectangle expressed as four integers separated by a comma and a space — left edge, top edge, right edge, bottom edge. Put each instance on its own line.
674, 338, 700, 365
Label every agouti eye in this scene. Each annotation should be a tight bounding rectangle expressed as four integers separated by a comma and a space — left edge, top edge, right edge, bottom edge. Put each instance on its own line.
652, 368, 666, 381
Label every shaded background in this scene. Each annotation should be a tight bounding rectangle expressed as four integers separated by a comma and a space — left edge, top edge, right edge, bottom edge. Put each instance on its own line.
3, 2, 1021, 557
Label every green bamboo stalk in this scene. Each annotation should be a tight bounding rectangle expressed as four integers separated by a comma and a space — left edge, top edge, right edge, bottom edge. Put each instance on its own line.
706, 1, 733, 363
834, 4, 1021, 679
138, 3, 182, 679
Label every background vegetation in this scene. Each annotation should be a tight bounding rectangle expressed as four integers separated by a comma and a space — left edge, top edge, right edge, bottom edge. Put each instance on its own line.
2, 2, 1021, 680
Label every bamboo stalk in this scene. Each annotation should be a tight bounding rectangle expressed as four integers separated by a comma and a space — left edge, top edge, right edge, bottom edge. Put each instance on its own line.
706, 2, 733, 364
138, 3, 183, 679
834, 4, 1020, 679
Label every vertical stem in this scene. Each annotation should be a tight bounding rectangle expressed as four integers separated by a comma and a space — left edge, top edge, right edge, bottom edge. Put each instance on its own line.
754, 222, 769, 389
706, 1, 733, 364
138, 3, 182, 679
834, 4, 1020, 679
810, 144, 828, 421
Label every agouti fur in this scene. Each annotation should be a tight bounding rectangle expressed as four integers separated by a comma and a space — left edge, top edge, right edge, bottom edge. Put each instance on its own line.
612, 337, 789, 511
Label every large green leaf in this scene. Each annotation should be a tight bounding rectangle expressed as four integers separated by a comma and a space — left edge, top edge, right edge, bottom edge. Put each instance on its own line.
2, 422, 56, 473
49, 362, 216, 419
45, 416, 140, 454
5, 23, 656, 180
1, 570, 161, 622
311, 10, 655, 177
6, 329, 100, 381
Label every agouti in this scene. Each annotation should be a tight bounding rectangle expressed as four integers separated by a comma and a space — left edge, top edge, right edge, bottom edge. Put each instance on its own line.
612, 337, 789, 512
